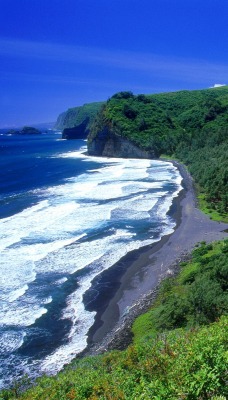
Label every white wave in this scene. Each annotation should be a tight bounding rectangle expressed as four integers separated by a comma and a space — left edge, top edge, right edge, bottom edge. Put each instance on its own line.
35, 228, 135, 278
58, 149, 151, 179
0, 331, 26, 353
4, 285, 29, 303
0, 234, 86, 292
42, 296, 52, 305
0, 259, 36, 294
54, 147, 87, 159
0, 301, 47, 327
0, 233, 87, 329
54, 277, 68, 286
0, 200, 49, 251
41, 277, 96, 373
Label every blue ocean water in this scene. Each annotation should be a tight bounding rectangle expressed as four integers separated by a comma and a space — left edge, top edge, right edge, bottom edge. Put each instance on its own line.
0, 132, 182, 388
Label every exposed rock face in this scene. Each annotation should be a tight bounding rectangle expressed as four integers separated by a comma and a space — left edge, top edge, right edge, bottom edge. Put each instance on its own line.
62, 118, 89, 139
54, 102, 104, 131
88, 130, 156, 159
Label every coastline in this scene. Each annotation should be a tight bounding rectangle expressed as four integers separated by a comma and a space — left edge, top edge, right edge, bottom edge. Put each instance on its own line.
82, 160, 228, 356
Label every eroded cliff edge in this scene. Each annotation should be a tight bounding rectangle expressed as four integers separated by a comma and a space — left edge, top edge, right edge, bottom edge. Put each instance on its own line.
87, 92, 163, 159
87, 129, 155, 158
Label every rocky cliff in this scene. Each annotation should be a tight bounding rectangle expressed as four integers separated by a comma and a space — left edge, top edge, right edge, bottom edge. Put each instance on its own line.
54, 102, 104, 139
62, 119, 89, 139
87, 129, 155, 158
87, 87, 228, 160
87, 91, 164, 158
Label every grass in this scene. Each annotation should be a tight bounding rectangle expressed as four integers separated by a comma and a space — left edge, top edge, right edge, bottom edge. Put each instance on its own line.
198, 193, 228, 223
132, 239, 228, 343
161, 155, 228, 224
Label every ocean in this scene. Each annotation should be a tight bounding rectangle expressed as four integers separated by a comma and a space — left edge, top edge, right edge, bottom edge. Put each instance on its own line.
0, 131, 182, 388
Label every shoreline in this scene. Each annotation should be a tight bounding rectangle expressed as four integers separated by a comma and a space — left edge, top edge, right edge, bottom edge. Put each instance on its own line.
82, 160, 228, 356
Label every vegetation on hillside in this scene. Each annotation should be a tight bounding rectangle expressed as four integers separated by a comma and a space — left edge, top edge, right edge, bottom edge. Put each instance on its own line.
132, 240, 228, 340
1, 241, 227, 399
88, 91, 181, 155
55, 102, 104, 130
89, 87, 228, 217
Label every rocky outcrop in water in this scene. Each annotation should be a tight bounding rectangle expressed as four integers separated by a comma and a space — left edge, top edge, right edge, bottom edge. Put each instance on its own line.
6, 126, 42, 135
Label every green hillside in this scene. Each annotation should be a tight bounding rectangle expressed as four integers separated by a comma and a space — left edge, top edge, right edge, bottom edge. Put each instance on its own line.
89, 87, 228, 217
55, 102, 104, 131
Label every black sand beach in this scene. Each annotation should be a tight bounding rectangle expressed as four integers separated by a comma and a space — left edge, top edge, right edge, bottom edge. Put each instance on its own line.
84, 161, 228, 355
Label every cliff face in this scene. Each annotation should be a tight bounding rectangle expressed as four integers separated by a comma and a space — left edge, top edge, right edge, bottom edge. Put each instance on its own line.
62, 118, 89, 139
54, 102, 104, 139
87, 91, 176, 159
87, 87, 228, 160
87, 129, 156, 159
55, 111, 68, 130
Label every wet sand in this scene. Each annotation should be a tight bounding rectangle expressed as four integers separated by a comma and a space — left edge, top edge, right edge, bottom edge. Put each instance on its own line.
84, 161, 228, 354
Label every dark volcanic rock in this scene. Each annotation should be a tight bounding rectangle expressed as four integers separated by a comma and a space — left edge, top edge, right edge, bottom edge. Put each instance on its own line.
62, 118, 89, 139
88, 130, 156, 159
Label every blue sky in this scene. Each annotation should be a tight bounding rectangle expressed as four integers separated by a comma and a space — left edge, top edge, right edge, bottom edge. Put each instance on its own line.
0, 0, 227, 127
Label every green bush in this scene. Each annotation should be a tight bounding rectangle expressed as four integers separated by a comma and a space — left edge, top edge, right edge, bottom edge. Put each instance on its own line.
133, 240, 228, 337
1, 317, 227, 399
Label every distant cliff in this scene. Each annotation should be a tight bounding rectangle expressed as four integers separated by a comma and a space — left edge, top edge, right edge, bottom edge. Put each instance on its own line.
55, 102, 104, 139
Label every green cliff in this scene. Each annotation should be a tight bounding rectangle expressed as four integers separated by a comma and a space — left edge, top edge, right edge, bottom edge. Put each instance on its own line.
88, 87, 228, 215
88, 87, 228, 157
54, 102, 104, 139
88, 91, 178, 157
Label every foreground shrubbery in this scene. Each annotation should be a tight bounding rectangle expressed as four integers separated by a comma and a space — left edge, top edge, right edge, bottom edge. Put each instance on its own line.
1, 318, 227, 399
1, 241, 227, 400
133, 240, 228, 339
3, 317, 228, 400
